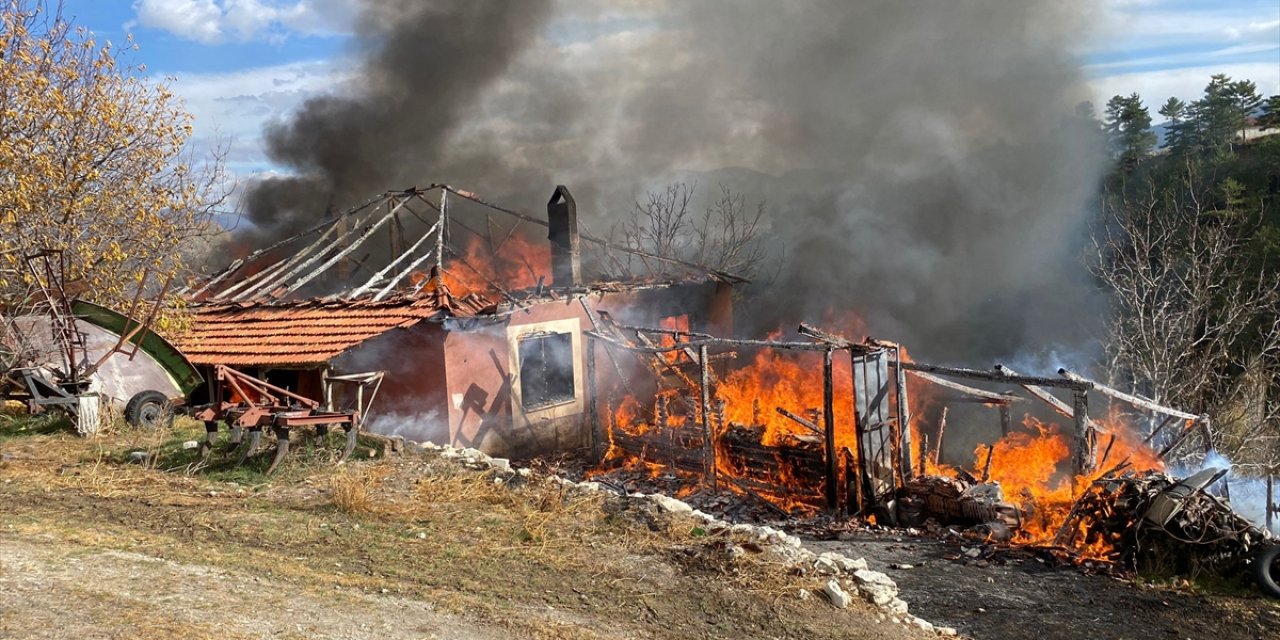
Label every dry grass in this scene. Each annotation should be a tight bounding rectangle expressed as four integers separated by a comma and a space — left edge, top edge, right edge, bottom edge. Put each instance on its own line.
0, 420, 924, 640
329, 462, 391, 514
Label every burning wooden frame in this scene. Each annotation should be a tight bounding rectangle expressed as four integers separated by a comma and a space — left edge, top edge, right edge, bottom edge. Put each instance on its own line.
584, 319, 1218, 529
584, 320, 910, 516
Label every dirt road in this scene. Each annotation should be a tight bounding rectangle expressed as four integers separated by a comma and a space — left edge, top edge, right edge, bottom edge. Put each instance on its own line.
0, 537, 507, 640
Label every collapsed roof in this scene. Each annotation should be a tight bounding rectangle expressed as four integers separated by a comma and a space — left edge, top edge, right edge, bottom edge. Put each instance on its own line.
178, 184, 742, 366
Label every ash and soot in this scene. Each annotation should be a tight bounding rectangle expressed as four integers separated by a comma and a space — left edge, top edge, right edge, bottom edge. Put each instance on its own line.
240, 0, 1107, 365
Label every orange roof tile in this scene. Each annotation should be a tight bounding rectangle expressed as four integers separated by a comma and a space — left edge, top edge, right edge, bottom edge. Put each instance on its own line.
177, 289, 496, 366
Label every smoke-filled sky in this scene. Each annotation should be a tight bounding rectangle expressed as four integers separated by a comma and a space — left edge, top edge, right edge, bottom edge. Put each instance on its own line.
60, 0, 1280, 365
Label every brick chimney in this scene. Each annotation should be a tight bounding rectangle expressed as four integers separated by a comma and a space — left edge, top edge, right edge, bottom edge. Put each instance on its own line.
547, 185, 580, 288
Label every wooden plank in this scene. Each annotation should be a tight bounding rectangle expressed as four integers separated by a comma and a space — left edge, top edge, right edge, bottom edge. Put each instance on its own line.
900, 361, 1090, 390
1058, 368, 1200, 421
700, 345, 716, 492
906, 369, 1020, 403
776, 406, 823, 437
823, 349, 837, 512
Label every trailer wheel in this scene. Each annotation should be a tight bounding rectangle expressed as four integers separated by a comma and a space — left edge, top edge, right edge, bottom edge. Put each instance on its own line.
124, 390, 171, 429
1253, 544, 1280, 598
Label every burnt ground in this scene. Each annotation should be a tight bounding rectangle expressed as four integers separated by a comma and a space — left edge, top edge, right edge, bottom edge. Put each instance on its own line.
575, 462, 1280, 640
809, 532, 1280, 640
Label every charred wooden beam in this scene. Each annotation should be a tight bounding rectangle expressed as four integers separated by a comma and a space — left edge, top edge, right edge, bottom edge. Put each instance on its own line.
1142, 414, 1180, 446
281, 198, 412, 297
700, 345, 716, 492
1157, 417, 1208, 459
797, 323, 881, 353
917, 434, 929, 476
823, 349, 837, 513
905, 369, 1021, 404
935, 406, 948, 466
1058, 368, 1200, 421
587, 337, 602, 464
893, 346, 913, 482
584, 330, 835, 354
776, 406, 823, 437
350, 217, 439, 299
994, 364, 1080, 417
1072, 389, 1096, 475
899, 361, 1091, 390
613, 322, 715, 340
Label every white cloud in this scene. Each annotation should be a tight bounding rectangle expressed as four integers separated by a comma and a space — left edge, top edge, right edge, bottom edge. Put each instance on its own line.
132, 0, 354, 44
1092, 0, 1280, 54
1088, 1, 1279, 106
132, 0, 224, 45
165, 58, 353, 171
1090, 62, 1280, 107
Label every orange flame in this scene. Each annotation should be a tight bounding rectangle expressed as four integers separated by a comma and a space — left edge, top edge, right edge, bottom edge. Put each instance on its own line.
960, 407, 1166, 551
438, 234, 551, 297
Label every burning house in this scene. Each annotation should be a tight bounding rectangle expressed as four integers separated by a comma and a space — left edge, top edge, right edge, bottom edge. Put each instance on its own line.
180, 185, 735, 457
180, 182, 1277, 579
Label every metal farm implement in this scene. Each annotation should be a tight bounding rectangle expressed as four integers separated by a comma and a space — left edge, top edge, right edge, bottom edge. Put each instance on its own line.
4, 250, 383, 474
191, 365, 376, 474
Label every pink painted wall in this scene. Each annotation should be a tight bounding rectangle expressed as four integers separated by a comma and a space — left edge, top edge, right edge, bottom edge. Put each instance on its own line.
353, 283, 731, 457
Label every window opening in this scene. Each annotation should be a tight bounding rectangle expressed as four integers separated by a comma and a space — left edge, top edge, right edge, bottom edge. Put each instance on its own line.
518, 332, 575, 409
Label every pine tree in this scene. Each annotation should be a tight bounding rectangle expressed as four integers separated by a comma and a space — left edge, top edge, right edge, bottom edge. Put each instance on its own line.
1104, 93, 1156, 168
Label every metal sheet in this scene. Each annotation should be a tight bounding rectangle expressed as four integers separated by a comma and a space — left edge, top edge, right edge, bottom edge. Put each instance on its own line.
854, 350, 896, 502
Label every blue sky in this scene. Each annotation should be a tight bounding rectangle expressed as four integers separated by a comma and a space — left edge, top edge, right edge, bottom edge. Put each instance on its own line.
58, 0, 1280, 182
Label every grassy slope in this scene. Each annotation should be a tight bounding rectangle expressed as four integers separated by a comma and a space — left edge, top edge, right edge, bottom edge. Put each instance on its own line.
0, 415, 927, 640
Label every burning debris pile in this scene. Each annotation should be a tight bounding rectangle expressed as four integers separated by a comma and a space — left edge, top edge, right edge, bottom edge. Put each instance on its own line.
583, 319, 1276, 581
1057, 468, 1269, 573
897, 475, 1023, 539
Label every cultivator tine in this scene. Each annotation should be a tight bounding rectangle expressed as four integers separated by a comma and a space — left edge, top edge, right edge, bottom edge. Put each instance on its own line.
304, 424, 329, 450
236, 427, 262, 466
225, 425, 244, 452
266, 426, 290, 474
199, 421, 219, 458
339, 424, 358, 463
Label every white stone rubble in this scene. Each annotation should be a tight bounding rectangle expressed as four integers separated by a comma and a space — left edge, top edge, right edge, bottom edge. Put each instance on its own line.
648, 494, 694, 514
852, 568, 899, 606
406, 440, 954, 636
822, 579, 851, 609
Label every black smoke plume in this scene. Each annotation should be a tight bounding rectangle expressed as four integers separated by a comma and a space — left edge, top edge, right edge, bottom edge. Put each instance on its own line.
239, 0, 1107, 364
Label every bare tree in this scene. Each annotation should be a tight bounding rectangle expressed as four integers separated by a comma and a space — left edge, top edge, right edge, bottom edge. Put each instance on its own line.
1092, 165, 1280, 469
611, 182, 773, 282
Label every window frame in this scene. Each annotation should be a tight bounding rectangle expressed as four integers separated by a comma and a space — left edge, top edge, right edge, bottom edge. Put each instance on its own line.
516, 331, 576, 410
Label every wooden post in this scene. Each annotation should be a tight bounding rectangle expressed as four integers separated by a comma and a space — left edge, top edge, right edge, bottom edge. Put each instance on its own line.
918, 434, 929, 476
1266, 473, 1274, 533
322, 367, 333, 412
980, 444, 995, 482
999, 404, 1011, 437
850, 351, 867, 516
894, 347, 913, 481
436, 189, 447, 278
700, 345, 716, 493
1072, 390, 1094, 475
935, 406, 948, 466
586, 337, 602, 464
823, 349, 837, 513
